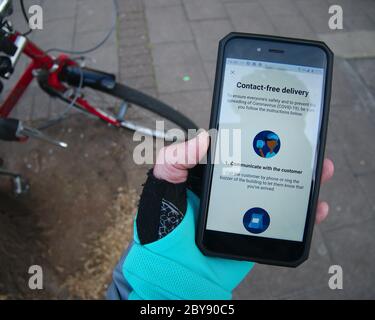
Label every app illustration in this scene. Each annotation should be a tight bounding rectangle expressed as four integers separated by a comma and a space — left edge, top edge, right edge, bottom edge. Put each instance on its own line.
253, 130, 280, 158
243, 207, 270, 234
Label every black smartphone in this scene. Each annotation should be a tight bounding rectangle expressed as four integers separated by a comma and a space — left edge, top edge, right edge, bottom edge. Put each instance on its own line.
196, 33, 333, 267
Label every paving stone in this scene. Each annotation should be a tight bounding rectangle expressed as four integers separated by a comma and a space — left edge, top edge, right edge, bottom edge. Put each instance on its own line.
159, 90, 212, 129
76, 0, 115, 33
145, 5, 193, 43
191, 19, 233, 61
295, 0, 332, 34
191, 19, 233, 41
356, 0, 375, 18
42, 0, 77, 21
74, 30, 117, 52
120, 65, 154, 81
118, 17, 145, 31
282, 285, 349, 299
235, 228, 334, 299
118, 34, 148, 47
119, 44, 150, 58
324, 220, 375, 299
30, 90, 51, 120
357, 171, 375, 211
224, 1, 270, 19
119, 0, 144, 13
328, 104, 375, 175
151, 41, 201, 65
203, 61, 217, 88
182, 0, 227, 20
14, 86, 36, 121
48, 97, 73, 119
30, 17, 75, 51
343, 14, 375, 31
326, 0, 368, 17
143, 0, 181, 7
119, 25, 148, 39
351, 58, 375, 95
151, 42, 209, 93
154, 63, 209, 93
259, 0, 301, 17
269, 14, 316, 39
330, 59, 374, 111
318, 31, 375, 58
120, 54, 153, 68
119, 11, 144, 23
233, 264, 274, 300
319, 124, 375, 232
224, 1, 277, 34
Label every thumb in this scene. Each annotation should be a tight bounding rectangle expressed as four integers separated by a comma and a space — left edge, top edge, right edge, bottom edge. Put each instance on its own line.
153, 130, 210, 184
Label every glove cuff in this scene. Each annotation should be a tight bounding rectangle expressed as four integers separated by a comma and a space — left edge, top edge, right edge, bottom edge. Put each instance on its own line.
136, 169, 187, 244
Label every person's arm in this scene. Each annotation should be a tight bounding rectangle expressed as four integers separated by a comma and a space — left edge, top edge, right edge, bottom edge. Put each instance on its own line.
107, 132, 334, 300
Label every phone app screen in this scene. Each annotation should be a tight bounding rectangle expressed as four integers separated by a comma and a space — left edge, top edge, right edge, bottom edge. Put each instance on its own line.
206, 58, 325, 242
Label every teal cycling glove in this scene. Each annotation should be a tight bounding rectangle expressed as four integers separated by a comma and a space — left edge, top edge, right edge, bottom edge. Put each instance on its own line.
107, 168, 254, 300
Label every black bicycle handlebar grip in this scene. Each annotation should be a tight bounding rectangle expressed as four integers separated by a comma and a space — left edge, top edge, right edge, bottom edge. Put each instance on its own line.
0, 56, 13, 77
0, 31, 17, 56
0, 118, 20, 141
60, 65, 116, 90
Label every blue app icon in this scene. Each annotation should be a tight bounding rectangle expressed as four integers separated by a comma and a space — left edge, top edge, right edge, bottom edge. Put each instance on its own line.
243, 208, 270, 234
248, 213, 264, 229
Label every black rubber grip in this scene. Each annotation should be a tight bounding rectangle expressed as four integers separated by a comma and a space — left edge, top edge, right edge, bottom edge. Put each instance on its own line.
0, 31, 17, 56
0, 118, 20, 141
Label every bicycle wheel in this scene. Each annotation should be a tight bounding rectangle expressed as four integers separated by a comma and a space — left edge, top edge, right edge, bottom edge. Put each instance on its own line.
49, 82, 198, 140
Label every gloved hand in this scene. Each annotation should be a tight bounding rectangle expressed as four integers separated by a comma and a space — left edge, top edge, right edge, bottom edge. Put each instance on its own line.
107, 131, 334, 300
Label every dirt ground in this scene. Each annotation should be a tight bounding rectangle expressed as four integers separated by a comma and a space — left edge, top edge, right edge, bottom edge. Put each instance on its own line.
0, 114, 151, 299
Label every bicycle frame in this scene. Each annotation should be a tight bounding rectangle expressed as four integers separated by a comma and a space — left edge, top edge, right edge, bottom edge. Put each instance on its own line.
0, 31, 121, 126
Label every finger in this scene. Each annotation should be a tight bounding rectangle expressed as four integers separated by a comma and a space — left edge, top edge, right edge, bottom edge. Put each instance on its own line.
315, 201, 329, 224
153, 131, 209, 184
321, 158, 334, 184
175, 130, 210, 169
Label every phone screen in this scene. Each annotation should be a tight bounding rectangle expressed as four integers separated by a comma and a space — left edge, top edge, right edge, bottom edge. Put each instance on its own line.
206, 57, 325, 242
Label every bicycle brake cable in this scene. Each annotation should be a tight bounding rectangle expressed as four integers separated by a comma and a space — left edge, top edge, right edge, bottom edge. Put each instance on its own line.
37, 58, 84, 130
20, 0, 33, 36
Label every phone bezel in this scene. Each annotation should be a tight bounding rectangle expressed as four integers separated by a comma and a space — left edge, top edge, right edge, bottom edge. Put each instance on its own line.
196, 33, 333, 267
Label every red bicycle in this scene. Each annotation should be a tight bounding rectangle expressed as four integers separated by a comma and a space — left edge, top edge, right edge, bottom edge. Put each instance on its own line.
0, 0, 197, 193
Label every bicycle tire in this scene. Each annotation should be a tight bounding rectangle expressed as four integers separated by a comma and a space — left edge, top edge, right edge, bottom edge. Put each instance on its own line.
103, 83, 198, 132
44, 80, 199, 138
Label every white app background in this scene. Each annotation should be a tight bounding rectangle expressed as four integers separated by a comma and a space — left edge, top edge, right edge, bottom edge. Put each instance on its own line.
206, 58, 324, 241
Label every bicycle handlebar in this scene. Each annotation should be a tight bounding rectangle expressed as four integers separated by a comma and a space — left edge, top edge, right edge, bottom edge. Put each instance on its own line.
0, 117, 19, 141
0, 30, 17, 56
0, 0, 12, 20
0, 118, 68, 148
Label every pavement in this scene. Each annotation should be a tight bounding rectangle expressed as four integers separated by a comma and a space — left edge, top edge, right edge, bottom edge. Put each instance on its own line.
1, 0, 375, 299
